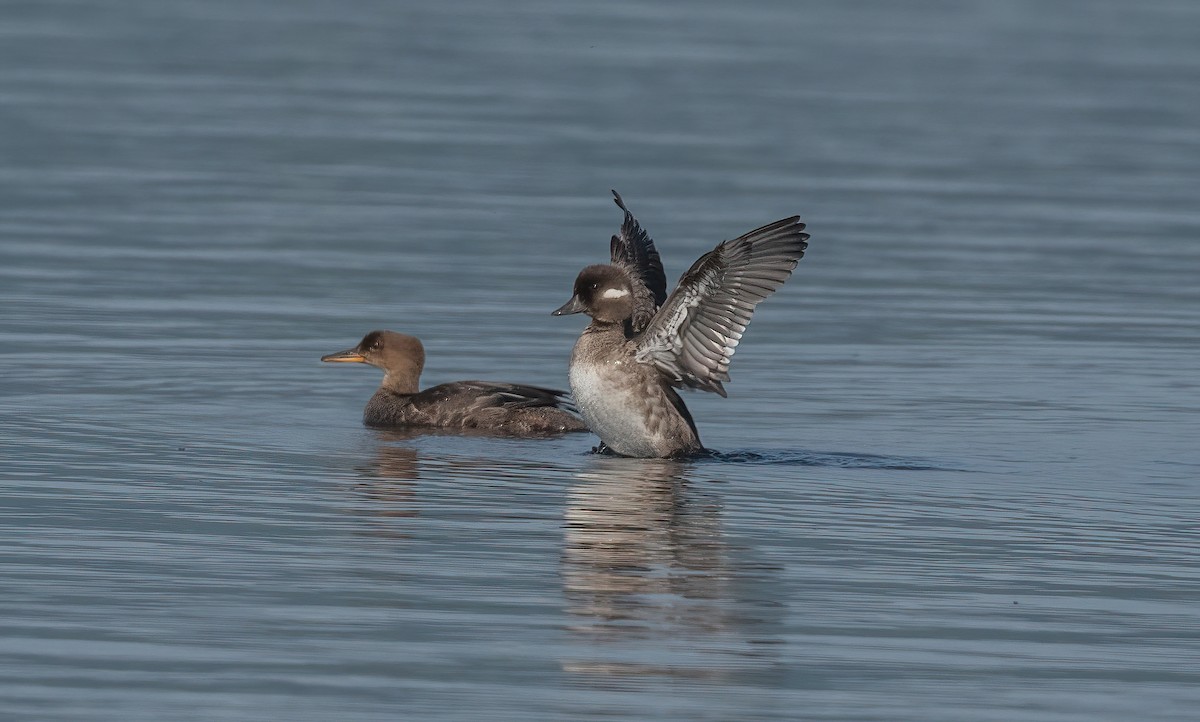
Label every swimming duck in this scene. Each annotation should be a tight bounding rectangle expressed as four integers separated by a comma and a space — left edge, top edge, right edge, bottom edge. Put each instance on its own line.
553, 192, 809, 458
322, 330, 587, 435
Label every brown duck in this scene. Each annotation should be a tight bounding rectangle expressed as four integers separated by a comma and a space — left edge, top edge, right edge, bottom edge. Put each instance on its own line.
322, 330, 587, 435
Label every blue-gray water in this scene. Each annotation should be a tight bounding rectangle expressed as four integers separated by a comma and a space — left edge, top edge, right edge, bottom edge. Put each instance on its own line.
2, 0, 1199, 720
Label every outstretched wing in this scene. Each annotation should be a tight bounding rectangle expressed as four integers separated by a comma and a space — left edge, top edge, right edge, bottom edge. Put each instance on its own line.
634, 216, 809, 397
608, 190, 667, 332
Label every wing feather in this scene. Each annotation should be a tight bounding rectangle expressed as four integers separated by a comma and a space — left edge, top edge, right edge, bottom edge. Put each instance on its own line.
458, 382, 579, 413
634, 216, 810, 396
608, 190, 667, 332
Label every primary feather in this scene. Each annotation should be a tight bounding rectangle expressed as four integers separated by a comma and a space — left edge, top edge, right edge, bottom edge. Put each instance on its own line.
608, 190, 667, 332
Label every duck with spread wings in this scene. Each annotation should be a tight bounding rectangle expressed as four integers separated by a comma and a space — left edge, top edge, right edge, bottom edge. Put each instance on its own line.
553, 191, 810, 458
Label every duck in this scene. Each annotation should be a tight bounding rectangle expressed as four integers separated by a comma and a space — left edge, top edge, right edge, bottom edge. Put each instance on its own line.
552, 191, 810, 458
322, 330, 587, 435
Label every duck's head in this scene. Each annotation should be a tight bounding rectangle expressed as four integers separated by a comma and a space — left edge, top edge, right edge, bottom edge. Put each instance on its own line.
553, 265, 634, 324
321, 330, 425, 393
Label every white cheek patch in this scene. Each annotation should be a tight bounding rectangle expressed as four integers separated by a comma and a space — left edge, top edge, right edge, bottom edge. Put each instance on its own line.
601, 288, 630, 299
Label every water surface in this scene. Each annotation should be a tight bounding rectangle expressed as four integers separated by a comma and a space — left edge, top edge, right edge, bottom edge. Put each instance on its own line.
2, 1, 1199, 720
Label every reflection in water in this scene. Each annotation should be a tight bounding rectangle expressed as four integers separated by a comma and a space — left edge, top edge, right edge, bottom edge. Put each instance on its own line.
561, 457, 783, 683
344, 431, 424, 539
563, 458, 726, 629
367, 431, 425, 482
344, 429, 574, 539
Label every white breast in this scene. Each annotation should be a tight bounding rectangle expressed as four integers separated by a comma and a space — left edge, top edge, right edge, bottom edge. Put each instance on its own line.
569, 360, 662, 458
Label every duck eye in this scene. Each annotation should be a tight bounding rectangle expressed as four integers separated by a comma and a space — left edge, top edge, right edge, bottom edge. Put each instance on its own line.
589, 283, 599, 290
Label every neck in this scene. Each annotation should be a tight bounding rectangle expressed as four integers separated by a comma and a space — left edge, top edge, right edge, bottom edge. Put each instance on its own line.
585, 317, 627, 334
381, 369, 420, 394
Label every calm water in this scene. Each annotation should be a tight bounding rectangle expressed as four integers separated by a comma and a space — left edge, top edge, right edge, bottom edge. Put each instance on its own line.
3, 0, 1199, 720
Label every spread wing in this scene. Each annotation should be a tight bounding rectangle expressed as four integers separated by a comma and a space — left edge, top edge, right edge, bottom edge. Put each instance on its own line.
634, 216, 809, 397
608, 190, 667, 332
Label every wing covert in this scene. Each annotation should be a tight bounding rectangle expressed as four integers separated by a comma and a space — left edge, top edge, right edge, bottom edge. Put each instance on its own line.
634, 216, 810, 396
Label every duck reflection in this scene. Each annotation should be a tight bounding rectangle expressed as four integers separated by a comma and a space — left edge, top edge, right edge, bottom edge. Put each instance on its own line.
561, 456, 736, 636
561, 457, 785, 683
346, 429, 567, 538
364, 430, 423, 482
344, 430, 424, 539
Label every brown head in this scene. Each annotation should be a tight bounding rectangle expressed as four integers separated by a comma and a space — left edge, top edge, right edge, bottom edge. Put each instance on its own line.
321, 330, 425, 394
552, 264, 635, 324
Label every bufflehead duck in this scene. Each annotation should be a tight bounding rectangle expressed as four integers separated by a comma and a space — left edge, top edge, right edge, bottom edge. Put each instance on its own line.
553, 192, 809, 458
322, 330, 587, 435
